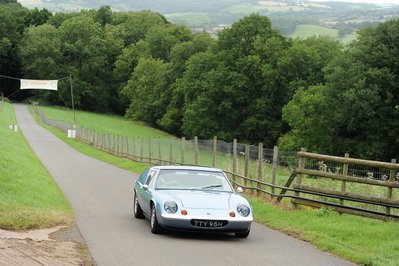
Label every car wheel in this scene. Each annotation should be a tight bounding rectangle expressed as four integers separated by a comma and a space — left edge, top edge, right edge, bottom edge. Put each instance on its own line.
133, 191, 144, 219
235, 228, 250, 238
150, 204, 164, 234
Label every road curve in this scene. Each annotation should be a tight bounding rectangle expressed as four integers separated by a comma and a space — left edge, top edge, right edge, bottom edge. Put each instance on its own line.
13, 103, 355, 266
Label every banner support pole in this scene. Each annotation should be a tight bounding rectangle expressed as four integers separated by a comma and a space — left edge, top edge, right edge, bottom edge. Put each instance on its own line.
69, 75, 76, 128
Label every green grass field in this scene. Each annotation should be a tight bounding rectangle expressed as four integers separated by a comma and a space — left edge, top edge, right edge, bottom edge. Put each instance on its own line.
32, 104, 399, 265
0, 102, 73, 230
164, 12, 212, 26
222, 4, 264, 15
38, 105, 173, 139
290, 24, 339, 39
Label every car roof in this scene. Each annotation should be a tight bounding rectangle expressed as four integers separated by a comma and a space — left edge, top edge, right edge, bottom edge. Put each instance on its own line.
151, 165, 223, 172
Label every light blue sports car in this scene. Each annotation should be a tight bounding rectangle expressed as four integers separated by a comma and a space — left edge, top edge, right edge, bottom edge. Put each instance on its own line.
133, 165, 253, 238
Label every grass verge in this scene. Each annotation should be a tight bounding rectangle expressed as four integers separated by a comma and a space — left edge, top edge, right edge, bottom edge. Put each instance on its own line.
0, 102, 73, 230
29, 106, 148, 174
249, 198, 399, 266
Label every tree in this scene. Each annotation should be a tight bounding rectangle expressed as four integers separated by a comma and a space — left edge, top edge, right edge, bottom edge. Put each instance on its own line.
280, 19, 399, 160
19, 24, 63, 104
122, 58, 170, 125
96, 5, 112, 26
112, 10, 167, 46
25, 8, 52, 27
158, 32, 214, 134
57, 14, 109, 111
277, 36, 343, 97
0, 3, 29, 98
179, 14, 290, 145
279, 85, 335, 153
144, 23, 192, 62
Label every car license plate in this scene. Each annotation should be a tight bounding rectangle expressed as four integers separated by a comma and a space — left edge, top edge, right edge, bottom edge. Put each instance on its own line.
191, 219, 228, 228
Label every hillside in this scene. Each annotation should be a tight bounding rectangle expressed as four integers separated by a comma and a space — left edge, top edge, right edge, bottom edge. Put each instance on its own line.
17, 0, 399, 40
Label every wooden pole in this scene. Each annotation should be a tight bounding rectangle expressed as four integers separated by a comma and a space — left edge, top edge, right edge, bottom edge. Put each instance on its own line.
244, 145, 249, 187
158, 138, 162, 164
132, 137, 136, 158
148, 137, 152, 164
69, 75, 76, 127
271, 145, 278, 197
194, 136, 199, 165
212, 136, 217, 167
170, 138, 173, 165
294, 148, 306, 208
257, 143, 263, 197
125, 136, 129, 157
233, 139, 237, 181
340, 153, 350, 206
386, 159, 397, 214
140, 137, 144, 162
181, 137, 186, 164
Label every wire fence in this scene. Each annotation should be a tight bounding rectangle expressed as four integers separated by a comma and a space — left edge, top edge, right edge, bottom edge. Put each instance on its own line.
32, 103, 399, 221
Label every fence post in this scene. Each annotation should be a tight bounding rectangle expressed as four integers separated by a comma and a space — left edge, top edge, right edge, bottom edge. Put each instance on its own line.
110, 135, 114, 153
132, 137, 136, 159
117, 135, 120, 156
99, 134, 103, 150
271, 145, 278, 197
113, 135, 117, 154
212, 136, 217, 167
233, 139, 237, 182
140, 137, 144, 162
181, 137, 186, 164
244, 145, 249, 187
294, 148, 306, 209
386, 159, 397, 214
124, 136, 129, 158
257, 143, 263, 197
170, 138, 174, 165
107, 134, 111, 152
148, 137, 152, 164
194, 136, 199, 165
340, 153, 350, 206
158, 138, 162, 164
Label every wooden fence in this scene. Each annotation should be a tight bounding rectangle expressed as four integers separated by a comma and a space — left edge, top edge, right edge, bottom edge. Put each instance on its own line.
287, 149, 399, 220
33, 104, 399, 221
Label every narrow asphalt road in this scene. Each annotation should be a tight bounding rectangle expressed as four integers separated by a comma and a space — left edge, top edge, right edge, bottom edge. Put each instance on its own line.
13, 103, 355, 266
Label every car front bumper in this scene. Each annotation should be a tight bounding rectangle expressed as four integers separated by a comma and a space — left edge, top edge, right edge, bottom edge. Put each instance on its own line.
158, 209, 253, 233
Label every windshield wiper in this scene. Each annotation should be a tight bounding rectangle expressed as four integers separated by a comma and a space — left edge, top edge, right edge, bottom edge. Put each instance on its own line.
201, 184, 223, 189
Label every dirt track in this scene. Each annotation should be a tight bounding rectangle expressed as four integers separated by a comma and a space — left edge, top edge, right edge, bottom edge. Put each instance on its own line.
0, 227, 94, 266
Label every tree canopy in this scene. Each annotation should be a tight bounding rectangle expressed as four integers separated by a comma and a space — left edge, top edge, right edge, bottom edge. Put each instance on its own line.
1, 0, 398, 161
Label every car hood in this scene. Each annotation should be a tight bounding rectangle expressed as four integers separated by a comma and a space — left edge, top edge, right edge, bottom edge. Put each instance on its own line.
160, 190, 233, 209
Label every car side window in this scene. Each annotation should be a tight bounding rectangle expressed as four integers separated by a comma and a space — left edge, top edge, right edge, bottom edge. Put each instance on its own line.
137, 168, 149, 185
145, 170, 157, 187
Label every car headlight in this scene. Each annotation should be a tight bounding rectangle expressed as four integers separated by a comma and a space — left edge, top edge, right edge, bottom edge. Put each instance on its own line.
237, 204, 250, 217
164, 201, 178, 214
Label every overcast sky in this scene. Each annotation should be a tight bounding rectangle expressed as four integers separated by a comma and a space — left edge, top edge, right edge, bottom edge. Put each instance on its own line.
311, 0, 399, 4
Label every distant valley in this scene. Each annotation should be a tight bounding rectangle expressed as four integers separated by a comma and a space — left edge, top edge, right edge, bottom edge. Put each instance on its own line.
17, 0, 399, 42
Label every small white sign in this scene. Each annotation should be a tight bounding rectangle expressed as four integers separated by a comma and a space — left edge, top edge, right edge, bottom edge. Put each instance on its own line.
68, 129, 76, 139
9, 125, 18, 132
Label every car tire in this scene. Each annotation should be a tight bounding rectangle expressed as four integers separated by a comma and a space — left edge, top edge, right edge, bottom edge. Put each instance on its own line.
235, 228, 250, 238
150, 204, 164, 234
133, 191, 144, 219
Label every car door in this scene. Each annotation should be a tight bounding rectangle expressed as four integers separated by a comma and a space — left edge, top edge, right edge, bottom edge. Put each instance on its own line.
139, 169, 157, 216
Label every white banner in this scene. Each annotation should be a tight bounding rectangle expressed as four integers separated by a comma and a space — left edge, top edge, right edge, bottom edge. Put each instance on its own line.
20, 79, 58, 91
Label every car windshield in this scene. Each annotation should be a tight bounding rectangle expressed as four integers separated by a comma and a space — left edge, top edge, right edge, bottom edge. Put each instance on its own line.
156, 169, 233, 192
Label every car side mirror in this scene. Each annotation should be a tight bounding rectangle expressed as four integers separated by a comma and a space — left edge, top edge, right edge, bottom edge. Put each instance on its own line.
236, 187, 243, 193
143, 184, 149, 191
